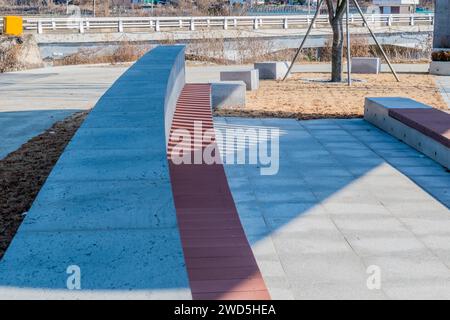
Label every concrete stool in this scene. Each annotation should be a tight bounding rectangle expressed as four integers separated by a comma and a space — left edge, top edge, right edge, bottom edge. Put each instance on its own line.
211, 81, 246, 110
364, 97, 449, 169
254, 61, 290, 80
351, 57, 381, 74
220, 70, 259, 91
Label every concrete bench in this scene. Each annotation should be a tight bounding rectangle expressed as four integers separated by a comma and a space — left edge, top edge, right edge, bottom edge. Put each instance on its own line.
220, 69, 259, 91
0, 46, 192, 299
254, 61, 290, 80
351, 57, 381, 74
211, 81, 246, 110
365, 97, 449, 169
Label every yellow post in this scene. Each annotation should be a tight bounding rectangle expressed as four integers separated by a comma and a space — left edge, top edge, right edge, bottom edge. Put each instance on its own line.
3, 16, 23, 36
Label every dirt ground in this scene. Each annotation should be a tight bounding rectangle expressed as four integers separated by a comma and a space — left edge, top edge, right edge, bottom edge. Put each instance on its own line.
214, 73, 447, 119
0, 111, 87, 260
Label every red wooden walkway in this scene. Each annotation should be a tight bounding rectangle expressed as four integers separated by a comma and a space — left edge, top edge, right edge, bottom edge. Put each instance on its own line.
167, 84, 270, 300
389, 108, 450, 148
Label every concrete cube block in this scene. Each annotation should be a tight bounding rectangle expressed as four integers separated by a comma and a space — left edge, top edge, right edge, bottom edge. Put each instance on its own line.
220, 69, 259, 91
351, 57, 381, 74
254, 61, 290, 80
364, 97, 449, 169
211, 81, 246, 110
429, 61, 450, 76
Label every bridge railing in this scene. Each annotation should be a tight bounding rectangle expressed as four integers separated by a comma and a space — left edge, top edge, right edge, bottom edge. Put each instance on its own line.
0, 13, 433, 34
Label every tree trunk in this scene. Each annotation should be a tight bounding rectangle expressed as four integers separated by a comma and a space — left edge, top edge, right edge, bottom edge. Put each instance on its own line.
330, 18, 344, 82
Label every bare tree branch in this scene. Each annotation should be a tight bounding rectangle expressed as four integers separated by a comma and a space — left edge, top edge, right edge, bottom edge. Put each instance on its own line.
335, 0, 347, 21
325, 0, 335, 22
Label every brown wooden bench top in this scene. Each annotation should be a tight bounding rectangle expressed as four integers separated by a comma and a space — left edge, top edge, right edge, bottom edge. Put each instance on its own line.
389, 108, 450, 148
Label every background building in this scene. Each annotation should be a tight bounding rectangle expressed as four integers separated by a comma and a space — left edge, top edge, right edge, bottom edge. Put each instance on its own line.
372, 0, 419, 13
433, 0, 450, 48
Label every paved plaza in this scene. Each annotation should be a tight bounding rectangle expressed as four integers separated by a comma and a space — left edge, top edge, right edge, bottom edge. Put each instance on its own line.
0, 60, 449, 299
218, 117, 450, 299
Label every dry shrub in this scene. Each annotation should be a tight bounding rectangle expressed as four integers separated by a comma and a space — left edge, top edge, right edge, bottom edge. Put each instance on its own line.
234, 36, 272, 64
54, 42, 149, 66
187, 34, 229, 64
111, 42, 147, 62
431, 50, 450, 62
320, 37, 370, 61
0, 35, 43, 72
0, 40, 20, 73
261, 48, 318, 62
317, 36, 431, 63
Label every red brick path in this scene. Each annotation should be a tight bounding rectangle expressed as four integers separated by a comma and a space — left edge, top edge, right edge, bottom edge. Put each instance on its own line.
168, 84, 270, 300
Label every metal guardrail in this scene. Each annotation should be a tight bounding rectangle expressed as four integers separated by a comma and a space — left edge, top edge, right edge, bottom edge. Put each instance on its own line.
0, 14, 434, 34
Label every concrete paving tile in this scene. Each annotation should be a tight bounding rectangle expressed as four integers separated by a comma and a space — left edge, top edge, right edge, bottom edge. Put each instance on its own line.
248, 177, 305, 190
234, 201, 264, 219
373, 148, 429, 158
382, 201, 449, 218
344, 231, 428, 257
314, 135, 361, 143
302, 176, 355, 191
240, 217, 270, 237
284, 149, 332, 159
366, 141, 416, 151
385, 157, 442, 167
332, 216, 408, 234
322, 141, 369, 150
247, 236, 278, 257
354, 134, 399, 144
255, 260, 287, 278
308, 129, 352, 137
318, 189, 381, 204
398, 217, 450, 236
423, 187, 450, 204
289, 157, 342, 168
260, 118, 301, 128
266, 215, 336, 235
280, 251, 367, 281
323, 202, 391, 215
268, 288, 295, 300
261, 202, 323, 219
298, 167, 353, 177
254, 189, 317, 203
409, 175, 450, 188
328, 148, 381, 159
262, 276, 291, 290
290, 281, 387, 300
397, 165, 449, 176
272, 231, 351, 256
382, 279, 450, 300
362, 251, 450, 283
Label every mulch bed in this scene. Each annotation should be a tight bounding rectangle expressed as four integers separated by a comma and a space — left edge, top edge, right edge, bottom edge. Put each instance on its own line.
0, 111, 88, 260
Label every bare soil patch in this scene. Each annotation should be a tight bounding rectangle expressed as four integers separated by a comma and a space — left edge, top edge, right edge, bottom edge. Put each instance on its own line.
215, 73, 447, 119
0, 111, 87, 260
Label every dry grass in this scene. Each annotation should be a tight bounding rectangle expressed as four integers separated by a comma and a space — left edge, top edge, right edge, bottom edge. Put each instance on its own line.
0, 41, 20, 73
54, 42, 149, 66
215, 73, 447, 119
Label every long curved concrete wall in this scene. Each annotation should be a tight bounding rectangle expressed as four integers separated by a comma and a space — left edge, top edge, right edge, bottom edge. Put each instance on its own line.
0, 45, 191, 299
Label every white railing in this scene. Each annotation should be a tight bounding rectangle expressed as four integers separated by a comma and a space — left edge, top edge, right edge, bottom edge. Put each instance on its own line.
1, 13, 434, 34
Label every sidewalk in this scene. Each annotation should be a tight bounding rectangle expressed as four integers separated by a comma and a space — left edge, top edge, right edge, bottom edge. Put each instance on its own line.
435, 76, 450, 109
0, 65, 127, 160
